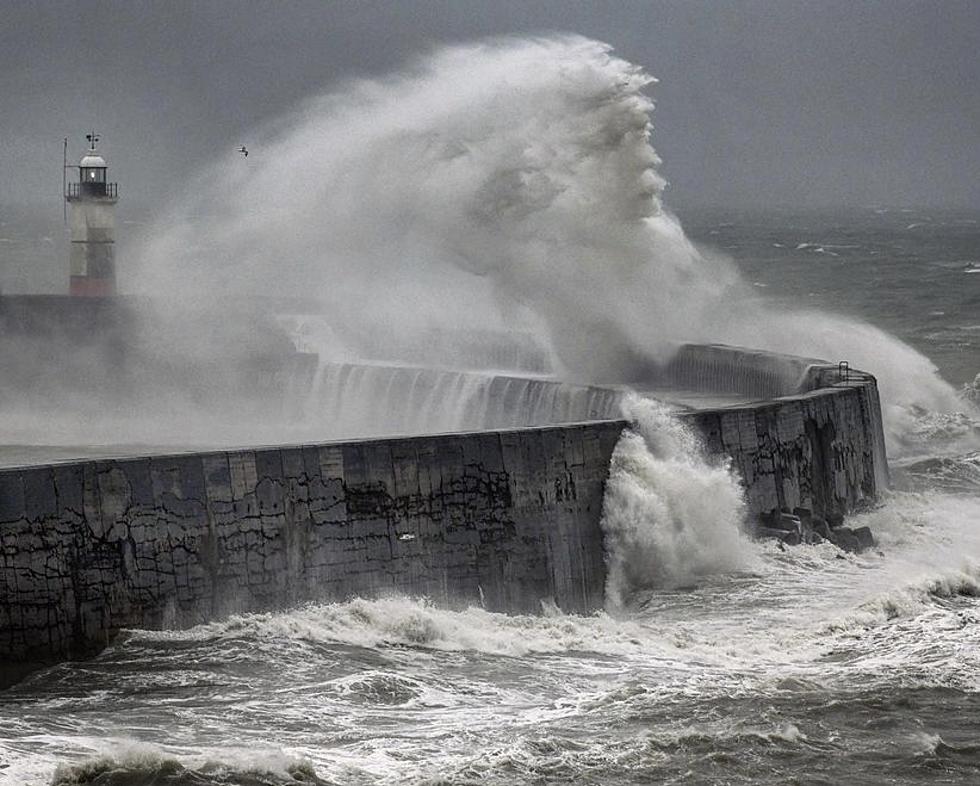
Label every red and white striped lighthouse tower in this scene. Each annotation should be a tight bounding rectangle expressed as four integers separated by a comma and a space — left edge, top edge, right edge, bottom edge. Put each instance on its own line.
65, 133, 118, 296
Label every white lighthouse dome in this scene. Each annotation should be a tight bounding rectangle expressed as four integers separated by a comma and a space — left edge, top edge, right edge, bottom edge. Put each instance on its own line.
79, 152, 106, 167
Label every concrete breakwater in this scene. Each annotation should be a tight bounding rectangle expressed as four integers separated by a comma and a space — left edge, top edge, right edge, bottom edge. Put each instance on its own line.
0, 357, 887, 673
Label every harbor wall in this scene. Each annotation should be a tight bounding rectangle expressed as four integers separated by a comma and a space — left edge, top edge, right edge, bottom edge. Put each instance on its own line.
0, 422, 623, 667
0, 362, 887, 670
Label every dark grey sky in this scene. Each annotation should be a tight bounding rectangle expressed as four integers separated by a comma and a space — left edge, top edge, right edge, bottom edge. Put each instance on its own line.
2, 0, 978, 212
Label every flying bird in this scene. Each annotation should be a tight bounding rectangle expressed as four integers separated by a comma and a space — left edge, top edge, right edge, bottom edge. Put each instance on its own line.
238, 145, 248, 158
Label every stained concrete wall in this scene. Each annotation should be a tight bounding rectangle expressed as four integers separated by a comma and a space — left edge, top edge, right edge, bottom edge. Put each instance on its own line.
683, 374, 887, 520
0, 422, 622, 666
0, 368, 888, 671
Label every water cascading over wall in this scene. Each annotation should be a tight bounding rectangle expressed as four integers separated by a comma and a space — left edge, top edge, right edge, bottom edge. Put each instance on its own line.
654, 344, 823, 400
293, 361, 624, 437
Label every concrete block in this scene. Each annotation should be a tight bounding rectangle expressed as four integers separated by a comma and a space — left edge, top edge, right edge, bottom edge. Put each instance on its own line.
81, 463, 102, 528
0, 472, 26, 524
318, 445, 344, 481
117, 459, 155, 507
254, 449, 284, 484
562, 426, 585, 468
22, 468, 57, 521
52, 464, 84, 516
255, 476, 285, 516
202, 454, 233, 505
341, 443, 368, 487
228, 452, 258, 501
390, 441, 420, 499
541, 428, 568, 481
363, 442, 395, 496
301, 446, 322, 481
96, 466, 133, 538
149, 458, 183, 503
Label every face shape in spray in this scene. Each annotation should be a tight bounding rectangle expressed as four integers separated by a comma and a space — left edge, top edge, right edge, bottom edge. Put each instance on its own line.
131, 35, 969, 448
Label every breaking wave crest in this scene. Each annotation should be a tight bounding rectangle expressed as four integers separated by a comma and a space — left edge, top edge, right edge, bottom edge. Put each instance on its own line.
826, 563, 980, 632
131, 596, 656, 659
51, 744, 323, 786
600, 394, 754, 606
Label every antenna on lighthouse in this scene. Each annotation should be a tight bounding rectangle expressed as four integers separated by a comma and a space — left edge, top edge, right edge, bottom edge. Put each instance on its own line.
63, 137, 68, 225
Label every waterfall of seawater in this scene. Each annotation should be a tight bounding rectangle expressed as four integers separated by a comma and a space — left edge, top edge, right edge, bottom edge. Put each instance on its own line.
293, 361, 623, 438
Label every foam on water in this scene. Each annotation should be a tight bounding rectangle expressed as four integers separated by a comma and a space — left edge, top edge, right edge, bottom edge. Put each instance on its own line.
130, 596, 659, 661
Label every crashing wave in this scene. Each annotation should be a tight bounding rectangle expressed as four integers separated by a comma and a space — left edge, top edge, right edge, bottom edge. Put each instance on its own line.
129, 596, 657, 659
51, 744, 324, 786
962, 372, 980, 407
600, 394, 755, 606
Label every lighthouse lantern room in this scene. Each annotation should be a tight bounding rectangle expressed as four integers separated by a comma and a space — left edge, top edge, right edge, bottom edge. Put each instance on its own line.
65, 133, 118, 296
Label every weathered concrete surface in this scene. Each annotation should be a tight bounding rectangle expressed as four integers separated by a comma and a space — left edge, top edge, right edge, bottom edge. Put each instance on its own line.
684, 372, 888, 521
0, 422, 622, 666
0, 366, 888, 671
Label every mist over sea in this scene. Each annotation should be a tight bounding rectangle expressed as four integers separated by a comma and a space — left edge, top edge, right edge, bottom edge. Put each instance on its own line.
1, 37, 979, 785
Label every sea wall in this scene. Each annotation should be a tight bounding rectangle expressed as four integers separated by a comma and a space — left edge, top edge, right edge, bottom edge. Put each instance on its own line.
684, 373, 887, 520
0, 422, 623, 667
0, 365, 888, 671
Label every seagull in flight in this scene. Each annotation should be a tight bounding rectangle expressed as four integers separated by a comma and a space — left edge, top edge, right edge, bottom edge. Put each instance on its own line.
237, 145, 248, 158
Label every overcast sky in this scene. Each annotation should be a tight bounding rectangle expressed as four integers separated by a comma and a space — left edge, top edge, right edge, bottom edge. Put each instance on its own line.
2, 0, 978, 213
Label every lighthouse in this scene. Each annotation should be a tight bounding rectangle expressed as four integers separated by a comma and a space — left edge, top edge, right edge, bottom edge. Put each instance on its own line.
65, 133, 118, 296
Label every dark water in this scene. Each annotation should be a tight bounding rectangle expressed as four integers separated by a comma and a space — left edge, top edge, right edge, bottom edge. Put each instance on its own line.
683, 207, 980, 389
2, 209, 979, 785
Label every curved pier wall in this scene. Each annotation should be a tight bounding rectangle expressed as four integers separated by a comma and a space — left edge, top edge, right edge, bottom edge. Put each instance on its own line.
0, 372, 887, 669
683, 374, 887, 519
0, 422, 623, 666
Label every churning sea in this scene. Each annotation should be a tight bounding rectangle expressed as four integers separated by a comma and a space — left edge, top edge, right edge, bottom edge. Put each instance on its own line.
2, 207, 979, 785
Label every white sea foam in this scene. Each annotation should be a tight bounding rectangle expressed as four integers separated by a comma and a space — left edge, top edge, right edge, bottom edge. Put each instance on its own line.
600, 394, 754, 607
962, 373, 980, 407
133, 595, 662, 659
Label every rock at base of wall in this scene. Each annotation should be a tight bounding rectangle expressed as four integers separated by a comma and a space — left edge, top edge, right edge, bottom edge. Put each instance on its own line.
760, 509, 804, 535
811, 517, 833, 541
828, 525, 876, 554
753, 517, 876, 554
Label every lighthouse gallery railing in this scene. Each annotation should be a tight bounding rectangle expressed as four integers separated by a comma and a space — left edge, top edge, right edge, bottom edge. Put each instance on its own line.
66, 182, 118, 199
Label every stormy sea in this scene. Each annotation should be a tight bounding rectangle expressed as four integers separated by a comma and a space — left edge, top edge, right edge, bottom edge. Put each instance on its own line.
2, 38, 979, 785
